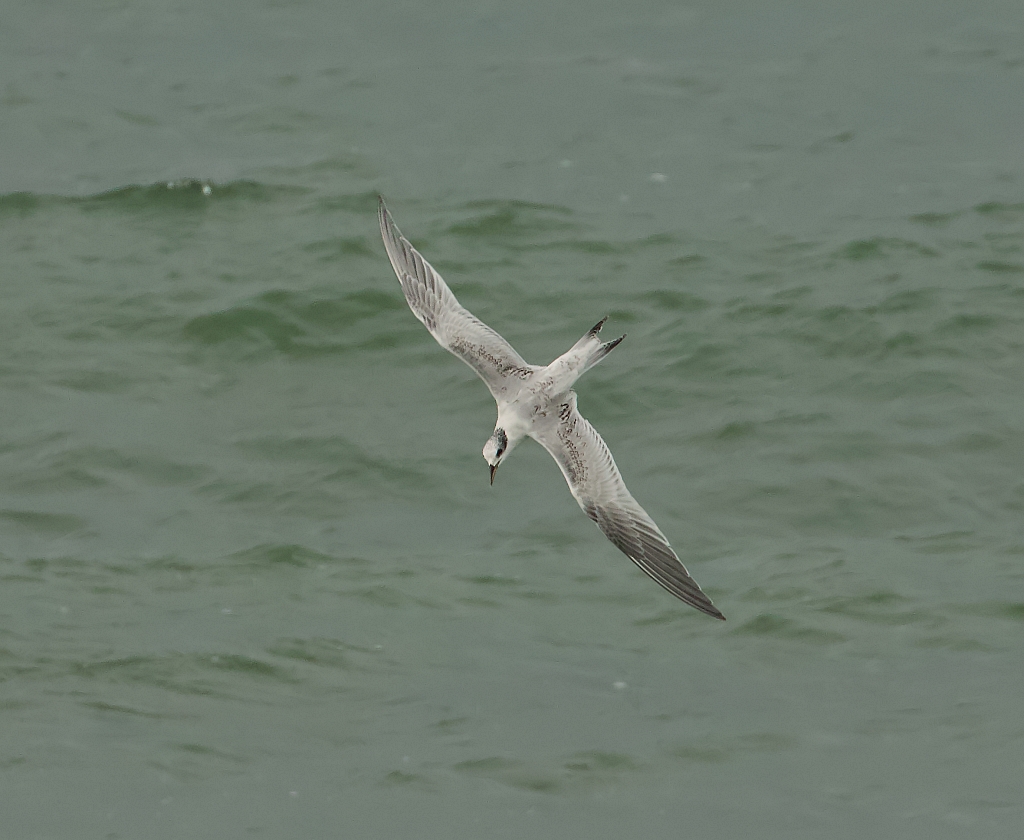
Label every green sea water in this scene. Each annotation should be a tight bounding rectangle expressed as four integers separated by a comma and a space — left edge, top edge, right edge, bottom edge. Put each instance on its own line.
2, 1, 1023, 838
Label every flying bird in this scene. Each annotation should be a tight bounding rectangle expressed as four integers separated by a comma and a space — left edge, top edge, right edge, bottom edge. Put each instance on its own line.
378, 197, 724, 620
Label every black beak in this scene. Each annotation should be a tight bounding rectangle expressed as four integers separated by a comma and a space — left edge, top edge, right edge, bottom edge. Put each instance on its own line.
489, 464, 497, 485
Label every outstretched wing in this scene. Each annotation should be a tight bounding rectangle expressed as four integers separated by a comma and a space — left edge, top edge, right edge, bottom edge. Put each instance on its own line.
532, 395, 725, 619
378, 197, 536, 400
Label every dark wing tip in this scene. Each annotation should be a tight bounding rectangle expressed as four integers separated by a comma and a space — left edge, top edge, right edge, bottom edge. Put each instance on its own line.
378, 197, 409, 261
587, 502, 725, 620
655, 569, 725, 620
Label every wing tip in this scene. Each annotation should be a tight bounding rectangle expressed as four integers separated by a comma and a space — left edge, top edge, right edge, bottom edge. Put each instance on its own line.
665, 579, 727, 620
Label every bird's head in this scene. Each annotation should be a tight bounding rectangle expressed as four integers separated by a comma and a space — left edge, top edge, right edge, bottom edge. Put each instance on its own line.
482, 428, 510, 485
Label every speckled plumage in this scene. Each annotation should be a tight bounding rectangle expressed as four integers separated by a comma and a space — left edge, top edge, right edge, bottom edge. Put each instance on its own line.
379, 197, 724, 620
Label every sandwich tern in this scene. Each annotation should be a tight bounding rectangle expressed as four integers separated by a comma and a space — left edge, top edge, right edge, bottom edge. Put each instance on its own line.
379, 197, 725, 620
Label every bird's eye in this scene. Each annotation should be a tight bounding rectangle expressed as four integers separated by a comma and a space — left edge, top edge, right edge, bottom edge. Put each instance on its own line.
496, 447, 505, 458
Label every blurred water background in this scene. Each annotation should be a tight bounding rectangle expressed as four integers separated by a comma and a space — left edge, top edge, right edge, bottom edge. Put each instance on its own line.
2, 1, 1023, 837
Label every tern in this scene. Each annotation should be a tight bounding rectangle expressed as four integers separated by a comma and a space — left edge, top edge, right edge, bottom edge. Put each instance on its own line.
379, 197, 725, 620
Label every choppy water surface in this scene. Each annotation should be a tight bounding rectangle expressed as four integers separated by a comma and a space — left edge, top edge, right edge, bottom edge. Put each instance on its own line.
2, 2, 1023, 838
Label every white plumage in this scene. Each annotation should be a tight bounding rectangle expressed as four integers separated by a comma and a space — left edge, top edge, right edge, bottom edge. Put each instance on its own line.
379, 197, 724, 620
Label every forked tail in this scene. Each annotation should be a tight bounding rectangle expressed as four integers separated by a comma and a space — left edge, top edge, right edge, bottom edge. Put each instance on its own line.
570, 317, 626, 375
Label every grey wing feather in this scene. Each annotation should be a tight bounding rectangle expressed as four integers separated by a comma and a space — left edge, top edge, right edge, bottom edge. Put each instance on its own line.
379, 197, 536, 399
533, 397, 725, 620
